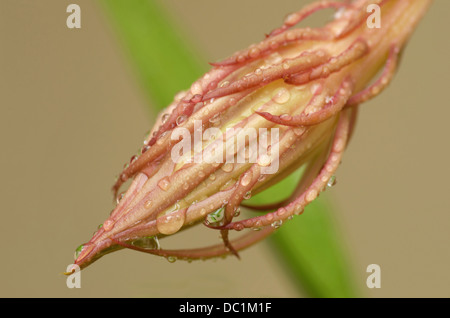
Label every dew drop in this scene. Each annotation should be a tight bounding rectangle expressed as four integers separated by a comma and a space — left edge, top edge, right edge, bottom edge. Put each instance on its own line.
327, 175, 337, 187
280, 113, 292, 121
103, 219, 114, 231
166, 256, 177, 263
306, 189, 318, 202
141, 145, 150, 154
209, 173, 216, 181
157, 210, 185, 235
271, 220, 283, 229
240, 173, 252, 187
234, 207, 241, 217
293, 127, 305, 136
257, 154, 271, 167
191, 82, 203, 96
207, 207, 225, 224
220, 81, 230, 88
116, 192, 125, 205
161, 113, 170, 124
131, 236, 160, 250
176, 115, 187, 126
221, 163, 234, 173
209, 113, 221, 124
249, 47, 261, 58
273, 88, 291, 104
130, 155, 138, 164
243, 191, 252, 200
158, 177, 171, 191
144, 200, 153, 209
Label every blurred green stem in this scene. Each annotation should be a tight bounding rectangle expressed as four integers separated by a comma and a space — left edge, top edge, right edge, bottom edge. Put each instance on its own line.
100, 0, 359, 297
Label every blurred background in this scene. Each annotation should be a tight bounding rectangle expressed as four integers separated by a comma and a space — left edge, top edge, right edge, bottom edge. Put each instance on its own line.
1, 0, 449, 297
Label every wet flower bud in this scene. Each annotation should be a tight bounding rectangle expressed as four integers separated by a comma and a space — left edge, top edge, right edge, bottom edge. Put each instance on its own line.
68, 0, 432, 273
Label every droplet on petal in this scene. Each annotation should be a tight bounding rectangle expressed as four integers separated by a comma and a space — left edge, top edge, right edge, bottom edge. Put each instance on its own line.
158, 177, 171, 191
131, 236, 160, 250
273, 88, 291, 104
327, 175, 337, 187
156, 210, 185, 235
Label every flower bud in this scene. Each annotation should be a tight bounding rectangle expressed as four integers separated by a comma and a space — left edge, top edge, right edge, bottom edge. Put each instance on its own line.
68, 0, 431, 272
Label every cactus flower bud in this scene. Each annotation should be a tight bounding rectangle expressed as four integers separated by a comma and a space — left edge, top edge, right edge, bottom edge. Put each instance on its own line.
68, 0, 432, 273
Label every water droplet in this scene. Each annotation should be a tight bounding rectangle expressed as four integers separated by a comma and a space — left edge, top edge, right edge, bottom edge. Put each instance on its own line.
74, 244, 84, 259
97, 224, 103, 229
103, 219, 114, 231
243, 191, 252, 200
131, 236, 160, 250
234, 223, 244, 231
161, 113, 170, 124
176, 115, 187, 126
234, 207, 241, 217
156, 131, 169, 145
144, 200, 153, 209
141, 145, 150, 154
249, 47, 261, 58
258, 174, 266, 182
306, 189, 318, 202
293, 127, 305, 136
282, 62, 290, 70
158, 177, 171, 191
253, 227, 262, 231
116, 192, 125, 205
207, 207, 225, 224
209, 173, 216, 181
166, 256, 177, 263
221, 163, 234, 173
240, 173, 252, 187
220, 81, 230, 88
191, 82, 203, 96
273, 88, 290, 104
130, 155, 138, 164
280, 113, 292, 121
157, 210, 185, 235
209, 113, 221, 124
257, 154, 271, 167
271, 220, 283, 229
255, 68, 262, 75
327, 175, 337, 187
229, 98, 237, 106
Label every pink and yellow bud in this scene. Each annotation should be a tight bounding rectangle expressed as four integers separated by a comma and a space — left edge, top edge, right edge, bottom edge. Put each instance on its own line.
68, 0, 432, 273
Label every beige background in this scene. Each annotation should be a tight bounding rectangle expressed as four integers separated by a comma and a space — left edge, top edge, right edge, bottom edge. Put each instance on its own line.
0, 0, 449, 297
